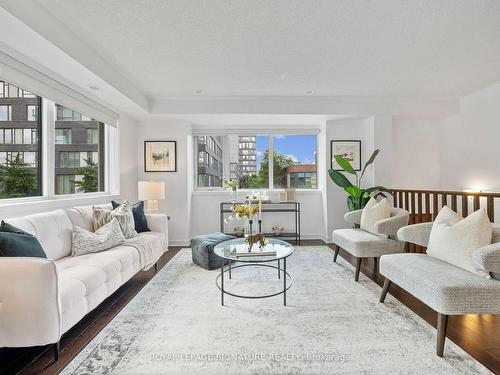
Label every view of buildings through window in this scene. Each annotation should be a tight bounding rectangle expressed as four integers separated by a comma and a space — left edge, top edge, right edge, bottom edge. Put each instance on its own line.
0, 79, 105, 199
0, 81, 42, 198
195, 134, 317, 189
54, 104, 105, 195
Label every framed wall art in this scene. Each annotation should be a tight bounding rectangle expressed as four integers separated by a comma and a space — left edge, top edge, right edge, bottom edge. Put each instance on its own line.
330, 140, 361, 171
144, 140, 177, 172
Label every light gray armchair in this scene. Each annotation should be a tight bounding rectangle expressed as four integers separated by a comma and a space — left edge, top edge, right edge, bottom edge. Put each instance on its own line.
379, 223, 500, 357
332, 207, 409, 281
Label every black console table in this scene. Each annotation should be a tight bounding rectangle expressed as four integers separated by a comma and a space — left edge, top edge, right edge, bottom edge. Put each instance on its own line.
219, 201, 301, 244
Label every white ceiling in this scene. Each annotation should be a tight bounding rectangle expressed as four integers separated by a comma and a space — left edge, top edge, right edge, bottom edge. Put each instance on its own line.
24, 0, 500, 99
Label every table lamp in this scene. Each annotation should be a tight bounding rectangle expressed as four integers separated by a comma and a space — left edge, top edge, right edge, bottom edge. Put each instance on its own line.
138, 181, 165, 212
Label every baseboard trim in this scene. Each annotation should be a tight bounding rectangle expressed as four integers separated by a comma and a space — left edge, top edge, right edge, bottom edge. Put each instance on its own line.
168, 239, 191, 247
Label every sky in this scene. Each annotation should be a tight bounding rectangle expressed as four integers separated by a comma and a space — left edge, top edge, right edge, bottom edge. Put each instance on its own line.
256, 135, 317, 171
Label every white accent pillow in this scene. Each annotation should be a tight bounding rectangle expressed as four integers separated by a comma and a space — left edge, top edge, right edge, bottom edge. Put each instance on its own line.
71, 218, 126, 256
427, 206, 492, 277
360, 197, 392, 237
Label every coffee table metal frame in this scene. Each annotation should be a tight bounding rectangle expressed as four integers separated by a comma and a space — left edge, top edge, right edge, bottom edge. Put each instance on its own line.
214, 239, 294, 306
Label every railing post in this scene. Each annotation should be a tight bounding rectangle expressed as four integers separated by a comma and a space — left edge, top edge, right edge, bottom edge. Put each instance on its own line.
487, 196, 494, 222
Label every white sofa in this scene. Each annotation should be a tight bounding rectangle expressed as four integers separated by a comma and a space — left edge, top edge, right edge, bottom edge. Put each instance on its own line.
0, 204, 169, 360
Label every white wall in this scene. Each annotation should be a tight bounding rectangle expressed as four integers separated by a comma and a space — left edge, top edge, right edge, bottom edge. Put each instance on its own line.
136, 120, 326, 245
190, 191, 324, 240
391, 116, 442, 189
118, 114, 139, 202
440, 82, 500, 192
325, 117, 376, 240
136, 120, 192, 246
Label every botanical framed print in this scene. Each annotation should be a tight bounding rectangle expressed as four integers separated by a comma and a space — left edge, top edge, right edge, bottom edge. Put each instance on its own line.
330, 140, 361, 171
144, 141, 177, 172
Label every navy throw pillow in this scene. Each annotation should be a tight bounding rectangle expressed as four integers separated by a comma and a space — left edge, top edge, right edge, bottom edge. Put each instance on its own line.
0, 221, 47, 258
111, 200, 150, 233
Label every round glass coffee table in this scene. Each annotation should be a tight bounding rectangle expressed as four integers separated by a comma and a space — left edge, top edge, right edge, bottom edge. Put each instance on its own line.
213, 237, 294, 306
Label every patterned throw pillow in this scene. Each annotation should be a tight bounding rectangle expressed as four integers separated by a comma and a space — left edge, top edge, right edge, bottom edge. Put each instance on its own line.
92, 201, 137, 239
112, 200, 150, 233
72, 218, 125, 256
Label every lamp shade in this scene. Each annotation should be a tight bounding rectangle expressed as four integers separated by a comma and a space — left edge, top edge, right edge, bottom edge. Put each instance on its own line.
138, 181, 165, 200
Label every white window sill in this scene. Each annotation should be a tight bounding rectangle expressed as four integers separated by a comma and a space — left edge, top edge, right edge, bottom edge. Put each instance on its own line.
0, 192, 120, 218
192, 189, 322, 196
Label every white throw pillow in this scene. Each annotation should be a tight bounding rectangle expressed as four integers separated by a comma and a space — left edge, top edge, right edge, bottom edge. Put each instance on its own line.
426, 206, 492, 277
92, 201, 137, 239
360, 197, 392, 237
72, 218, 126, 256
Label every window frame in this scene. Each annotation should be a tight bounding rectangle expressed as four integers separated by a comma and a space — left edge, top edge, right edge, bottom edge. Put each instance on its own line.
193, 132, 319, 192
0, 95, 117, 205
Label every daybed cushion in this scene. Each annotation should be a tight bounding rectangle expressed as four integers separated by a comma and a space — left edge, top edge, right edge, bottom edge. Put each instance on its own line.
56, 244, 141, 333
332, 228, 404, 258
380, 253, 500, 315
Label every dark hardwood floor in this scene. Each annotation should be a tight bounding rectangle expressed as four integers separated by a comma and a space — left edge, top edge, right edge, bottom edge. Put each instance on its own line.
2, 241, 499, 374
329, 245, 500, 375
0, 247, 183, 375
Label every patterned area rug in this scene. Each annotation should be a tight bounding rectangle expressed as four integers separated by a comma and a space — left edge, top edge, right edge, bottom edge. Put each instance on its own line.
62, 246, 491, 374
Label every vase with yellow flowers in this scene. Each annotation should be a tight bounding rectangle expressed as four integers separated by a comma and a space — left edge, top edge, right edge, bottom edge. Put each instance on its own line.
224, 201, 259, 237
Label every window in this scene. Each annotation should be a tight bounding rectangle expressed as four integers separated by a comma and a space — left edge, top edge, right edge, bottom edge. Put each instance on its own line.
3, 129, 12, 144
56, 175, 75, 195
0, 79, 113, 201
194, 133, 317, 190
86, 128, 98, 144
27, 105, 37, 121
196, 135, 224, 188
0, 80, 42, 199
55, 104, 105, 195
56, 104, 92, 121
55, 129, 71, 144
0, 105, 12, 121
273, 135, 317, 189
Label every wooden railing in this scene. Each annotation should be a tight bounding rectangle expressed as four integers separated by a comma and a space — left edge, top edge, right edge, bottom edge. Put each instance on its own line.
392, 189, 500, 253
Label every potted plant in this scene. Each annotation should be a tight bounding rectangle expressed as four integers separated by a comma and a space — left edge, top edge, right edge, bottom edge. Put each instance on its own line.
328, 149, 392, 211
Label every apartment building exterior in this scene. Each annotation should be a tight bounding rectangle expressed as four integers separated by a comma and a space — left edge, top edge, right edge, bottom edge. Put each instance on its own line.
0, 80, 104, 196
54, 105, 104, 194
196, 135, 223, 187
238, 136, 257, 176
284, 164, 317, 189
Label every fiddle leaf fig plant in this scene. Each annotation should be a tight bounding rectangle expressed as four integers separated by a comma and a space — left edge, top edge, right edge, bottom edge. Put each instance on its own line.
328, 149, 392, 211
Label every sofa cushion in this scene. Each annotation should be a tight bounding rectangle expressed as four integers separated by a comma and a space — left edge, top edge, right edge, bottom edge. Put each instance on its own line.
360, 197, 392, 237
65, 204, 113, 232
112, 201, 150, 233
380, 253, 500, 315
332, 228, 403, 258
427, 207, 492, 278
56, 244, 141, 333
5, 209, 73, 261
92, 202, 137, 239
72, 219, 126, 256
0, 221, 47, 258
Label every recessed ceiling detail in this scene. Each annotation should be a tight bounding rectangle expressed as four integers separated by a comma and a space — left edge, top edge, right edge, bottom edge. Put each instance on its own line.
23, 0, 500, 98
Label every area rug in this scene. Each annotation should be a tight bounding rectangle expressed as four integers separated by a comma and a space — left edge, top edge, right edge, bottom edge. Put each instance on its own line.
61, 246, 491, 374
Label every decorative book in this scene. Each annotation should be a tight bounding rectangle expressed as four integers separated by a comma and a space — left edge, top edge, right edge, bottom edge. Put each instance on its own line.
230, 244, 277, 257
